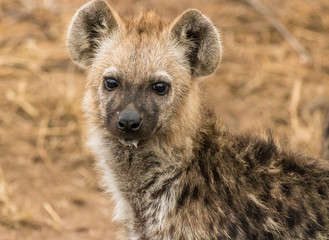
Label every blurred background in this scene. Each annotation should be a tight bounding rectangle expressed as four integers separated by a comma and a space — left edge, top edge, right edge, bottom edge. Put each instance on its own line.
0, 0, 328, 239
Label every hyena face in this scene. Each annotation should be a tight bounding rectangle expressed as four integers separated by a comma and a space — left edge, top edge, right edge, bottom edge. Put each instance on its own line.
90, 32, 191, 147
67, 0, 222, 147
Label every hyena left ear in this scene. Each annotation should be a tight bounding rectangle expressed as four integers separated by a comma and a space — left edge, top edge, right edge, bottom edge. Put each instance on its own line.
67, 0, 122, 68
170, 10, 222, 78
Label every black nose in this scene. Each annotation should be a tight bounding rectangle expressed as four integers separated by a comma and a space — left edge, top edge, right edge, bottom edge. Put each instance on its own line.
117, 110, 142, 133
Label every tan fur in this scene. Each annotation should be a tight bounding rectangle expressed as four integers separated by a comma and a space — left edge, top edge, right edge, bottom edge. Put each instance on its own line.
68, 1, 329, 239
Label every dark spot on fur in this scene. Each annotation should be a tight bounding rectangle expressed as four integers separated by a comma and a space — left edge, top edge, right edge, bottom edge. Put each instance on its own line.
140, 176, 158, 193
317, 185, 327, 199
286, 208, 302, 229
221, 146, 236, 162
282, 159, 306, 175
198, 159, 210, 183
310, 202, 325, 228
281, 183, 292, 197
191, 186, 199, 201
209, 222, 215, 232
137, 26, 145, 34
246, 201, 264, 221
228, 225, 238, 238
247, 232, 259, 240
169, 225, 175, 235
263, 231, 274, 240
275, 201, 283, 212
199, 131, 218, 156
253, 138, 277, 164
244, 154, 254, 170
260, 182, 272, 202
239, 216, 250, 233
224, 186, 233, 207
316, 211, 324, 227
204, 195, 211, 205
186, 162, 192, 174
142, 160, 161, 173
212, 167, 220, 183
128, 153, 133, 168
177, 185, 190, 207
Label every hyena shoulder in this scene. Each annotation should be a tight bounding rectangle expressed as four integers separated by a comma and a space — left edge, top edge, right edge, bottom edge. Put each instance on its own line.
166, 122, 329, 239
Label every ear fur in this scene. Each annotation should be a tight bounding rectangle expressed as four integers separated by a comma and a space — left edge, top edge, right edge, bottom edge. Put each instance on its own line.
170, 10, 222, 78
67, 0, 121, 67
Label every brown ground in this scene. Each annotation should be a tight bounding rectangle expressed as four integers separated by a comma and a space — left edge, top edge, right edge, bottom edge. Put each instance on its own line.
0, 0, 328, 239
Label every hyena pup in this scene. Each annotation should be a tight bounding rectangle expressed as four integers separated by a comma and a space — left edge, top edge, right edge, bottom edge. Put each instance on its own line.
67, 0, 329, 239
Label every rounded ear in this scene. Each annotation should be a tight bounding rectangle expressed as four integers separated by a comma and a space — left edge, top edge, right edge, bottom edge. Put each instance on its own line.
170, 10, 222, 78
67, 0, 122, 68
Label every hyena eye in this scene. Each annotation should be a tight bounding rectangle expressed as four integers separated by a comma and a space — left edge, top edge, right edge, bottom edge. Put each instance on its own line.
152, 82, 170, 96
104, 77, 119, 91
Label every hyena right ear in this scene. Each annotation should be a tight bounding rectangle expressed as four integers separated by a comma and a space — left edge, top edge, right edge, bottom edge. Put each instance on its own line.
67, 0, 121, 67
170, 10, 222, 78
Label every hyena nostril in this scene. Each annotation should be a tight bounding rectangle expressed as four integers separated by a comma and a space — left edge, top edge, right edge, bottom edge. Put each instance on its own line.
131, 120, 142, 132
117, 121, 125, 130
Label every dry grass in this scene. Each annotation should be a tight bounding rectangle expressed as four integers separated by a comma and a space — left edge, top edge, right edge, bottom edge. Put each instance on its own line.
0, 0, 328, 239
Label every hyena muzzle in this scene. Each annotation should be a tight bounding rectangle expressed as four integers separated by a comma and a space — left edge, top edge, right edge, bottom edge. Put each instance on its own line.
67, 0, 329, 239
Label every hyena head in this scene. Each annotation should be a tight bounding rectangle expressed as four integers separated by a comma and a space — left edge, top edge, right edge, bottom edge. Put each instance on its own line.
67, 0, 222, 147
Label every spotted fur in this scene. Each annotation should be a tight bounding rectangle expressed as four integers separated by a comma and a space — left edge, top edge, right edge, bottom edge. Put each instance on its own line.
67, 1, 329, 239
